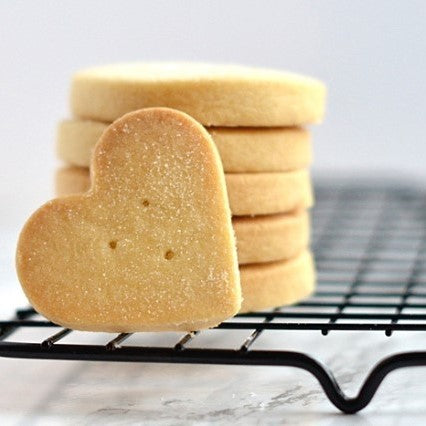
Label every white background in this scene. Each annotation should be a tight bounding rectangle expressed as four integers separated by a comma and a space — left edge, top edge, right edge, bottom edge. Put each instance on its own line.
1, 0, 426, 229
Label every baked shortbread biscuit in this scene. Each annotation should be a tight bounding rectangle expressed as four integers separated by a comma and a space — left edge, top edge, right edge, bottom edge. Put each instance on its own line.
71, 63, 326, 126
240, 250, 315, 313
53, 168, 310, 263
53, 167, 310, 263
16, 108, 241, 332
225, 170, 313, 216
55, 167, 313, 216
57, 119, 312, 173
234, 211, 310, 264
208, 127, 312, 172
55, 166, 90, 195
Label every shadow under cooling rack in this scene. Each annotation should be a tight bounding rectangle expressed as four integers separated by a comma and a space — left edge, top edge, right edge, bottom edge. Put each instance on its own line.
2, 179, 426, 414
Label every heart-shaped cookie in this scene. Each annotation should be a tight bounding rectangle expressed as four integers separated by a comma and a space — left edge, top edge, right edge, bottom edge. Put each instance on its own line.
16, 108, 241, 332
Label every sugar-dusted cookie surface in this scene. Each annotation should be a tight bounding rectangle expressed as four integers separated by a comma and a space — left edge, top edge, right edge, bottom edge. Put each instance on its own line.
55, 166, 313, 216
53, 167, 310, 264
53, 166, 312, 263
71, 63, 326, 126
57, 119, 312, 172
16, 108, 241, 332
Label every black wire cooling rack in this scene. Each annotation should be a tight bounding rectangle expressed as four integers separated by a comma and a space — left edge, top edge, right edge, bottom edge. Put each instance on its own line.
2, 179, 426, 414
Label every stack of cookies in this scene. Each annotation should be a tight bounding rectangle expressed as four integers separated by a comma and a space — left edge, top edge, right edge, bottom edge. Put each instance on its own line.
55, 63, 326, 313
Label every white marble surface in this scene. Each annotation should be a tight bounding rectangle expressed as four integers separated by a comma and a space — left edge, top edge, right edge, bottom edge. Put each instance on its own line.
2, 228, 426, 425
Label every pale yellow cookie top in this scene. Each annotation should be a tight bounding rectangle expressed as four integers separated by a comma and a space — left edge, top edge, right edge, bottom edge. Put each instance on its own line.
73, 62, 323, 85
17, 108, 241, 332
71, 62, 326, 126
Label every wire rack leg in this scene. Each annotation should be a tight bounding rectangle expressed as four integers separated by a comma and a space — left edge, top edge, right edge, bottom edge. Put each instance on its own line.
294, 350, 426, 413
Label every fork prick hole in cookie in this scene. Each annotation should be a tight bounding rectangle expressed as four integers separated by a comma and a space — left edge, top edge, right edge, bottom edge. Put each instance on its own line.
142, 199, 150, 207
164, 250, 174, 260
109, 240, 118, 250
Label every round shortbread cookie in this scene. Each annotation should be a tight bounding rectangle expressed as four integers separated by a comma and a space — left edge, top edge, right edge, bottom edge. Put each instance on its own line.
55, 167, 313, 216
55, 167, 91, 196
71, 63, 326, 126
57, 119, 312, 172
240, 250, 315, 313
225, 170, 313, 216
234, 211, 310, 264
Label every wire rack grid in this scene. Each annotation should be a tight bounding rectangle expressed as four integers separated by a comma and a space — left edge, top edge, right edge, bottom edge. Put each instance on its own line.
2, 179, 426, 414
